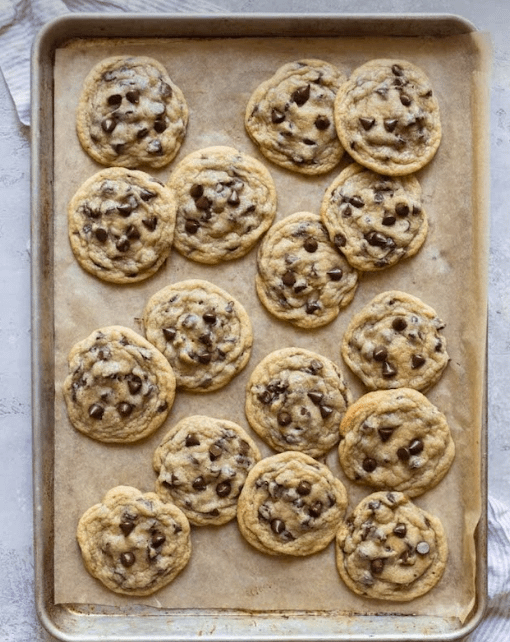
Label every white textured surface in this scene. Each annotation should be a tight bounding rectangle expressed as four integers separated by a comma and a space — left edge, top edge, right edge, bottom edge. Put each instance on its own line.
0, 0, 509, 640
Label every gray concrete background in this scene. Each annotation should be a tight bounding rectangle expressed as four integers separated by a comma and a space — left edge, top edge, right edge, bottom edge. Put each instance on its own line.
1, 0, 508, 640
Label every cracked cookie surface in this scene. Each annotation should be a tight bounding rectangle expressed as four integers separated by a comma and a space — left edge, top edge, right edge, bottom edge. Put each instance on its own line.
338, 388, 455, 497
153, 415, 261, 526
76, 486, 191, 596
68, 167, 177, 283
76, 55, 188, 169
62, 326, 176, 443
237, 452, 348, 556
245, 59, 346, 175
143, 279, 253, 392
334, 59, 441, 175
245, 347, 352, 458
256, 212, 359, 329
341, 290, 449, 391
336, 491, 448, 601
168, 146, 277, 263
320, 162, 428, 271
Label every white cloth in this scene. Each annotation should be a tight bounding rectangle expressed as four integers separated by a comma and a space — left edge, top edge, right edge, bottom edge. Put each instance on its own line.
0, 0, 222, 125
0, 2, 509, 639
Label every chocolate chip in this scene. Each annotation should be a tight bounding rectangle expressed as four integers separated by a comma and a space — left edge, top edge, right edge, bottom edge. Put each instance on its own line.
277, 411, 292, 426
363, 457, 377, 472
409, 438, 424, 455
160, 82, 173, 98
314, 115, 330, 130
411, 354, 426, 369
366, 231, 389, 247
397, 447, 411, 462
185, 219, 200, 234
101, 117, 117, 133
350, 196, 364, 208
126, 225, 141, 240
190, 184, 204, 199
163, 327, 176, 341
282, 270, 296, 287
127, 374, 142, 395
371, 558, 385, 574
393, 523, 407, 538
117, 202, 134, 216
396, 203, 410, 217
392, 317, 407, 331
140, 189, 157, 202
373, 346, 388, 362
112, 143, 125, 155
203, 311, 217, 324
391, 64, 404, 76
334, 233, 347, 248
120, 552, 136, 567
382, 361, 397, 378
271, 518, 286, 534
378, 427, 394, 442
154, 118, 167, 133
147, 140, 163, 155
142, 217, 158, 231
306, 301, 321, 314
307, 391, 323, 405
303, 138, 316, 146
291, 84, 310, 106
228, 191, 240, 206
126, 90, 140, 104
151, 532, 166, 548
116, 238, 130, 252
382, 215, 396, 226
192, 476, 207, 491
195, 195, 211, 210
88, 403, 104, 420
297, 480, 312, 496
308, 501, 323, 518
327, 267, 343, 281
304, 238, 318, 253
400, 94, 412, 106
209, 443, 223, 460
320, 405, 334, 419
119, 519, 136, 536
384, 119, 398, 133
107, 94, 122, 106
117, 402, 133, 417
198, 352, 212, 365
271, 108, 286, 124
359, 117, 375, 131
417, 541, 430, 555
258, 390, 272, 405
216, 480, 231, 497
137, 127, 149, 139
185, 434, 200, 447
94, 228, 108, 243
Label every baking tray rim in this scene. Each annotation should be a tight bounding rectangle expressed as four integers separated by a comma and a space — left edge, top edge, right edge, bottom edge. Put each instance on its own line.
30, 11, 488, 642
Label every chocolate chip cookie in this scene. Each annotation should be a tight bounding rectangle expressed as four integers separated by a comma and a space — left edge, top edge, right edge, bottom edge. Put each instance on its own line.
256, 212, 359, 329
245, 59, 347, 175
334, 59, 441, 175
62, 326, 176, 443
167, 146, 277, 264
245, 347, 352, 458
338, 388, 455, 497
143, 279, 253, 392
341, 291, 449, 391
76, 486, 191, 596
320, 162, 428, 271
336, 491, 448, 601
67, 167, 177, 283
76, 55, 188, 169
153, 415, 261, 526
237, 452, 348, 556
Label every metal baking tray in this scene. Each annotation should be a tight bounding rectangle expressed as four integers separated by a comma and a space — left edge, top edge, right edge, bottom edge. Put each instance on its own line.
31, 13, 488, 642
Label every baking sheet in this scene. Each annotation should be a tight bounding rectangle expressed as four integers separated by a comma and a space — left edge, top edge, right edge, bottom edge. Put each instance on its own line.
33, 14, 490, 640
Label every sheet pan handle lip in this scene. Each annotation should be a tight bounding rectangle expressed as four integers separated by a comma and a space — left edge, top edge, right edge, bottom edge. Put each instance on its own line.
29, 10, 487, 642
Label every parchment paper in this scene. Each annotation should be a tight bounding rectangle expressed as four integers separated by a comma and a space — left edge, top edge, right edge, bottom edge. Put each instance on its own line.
52, 30, 490, 623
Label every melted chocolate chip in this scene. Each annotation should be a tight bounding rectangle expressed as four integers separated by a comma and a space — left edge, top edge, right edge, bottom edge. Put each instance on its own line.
395, 203, 410, 217
359, 117, 375, 131
88, 403, 104, 420
120, 552, 136, 567
154, 118, 167, 133
126, 90, 140, 104
282, 270, 296, 287
277, 411, 292, 426
107, 94, 122, 106
334, 233, 347, 248
291, 84, 310, 106
371, 558, 385, 574
95, 228, 108, 243
216, 480, 231, 497
190, 184, 204, 199
363, 457, 377, 473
